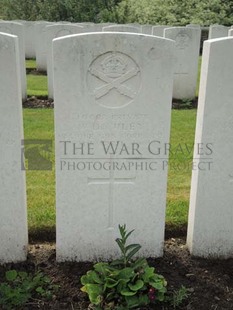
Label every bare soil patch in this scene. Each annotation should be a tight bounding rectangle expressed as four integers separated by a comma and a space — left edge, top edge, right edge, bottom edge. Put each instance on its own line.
1, 238, 233, 309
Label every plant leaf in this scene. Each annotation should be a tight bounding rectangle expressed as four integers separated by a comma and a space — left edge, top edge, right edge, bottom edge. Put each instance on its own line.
6, 270, 17, 282
125, 295, 139, 308
120, 288, 137, 296
116, 238, 125, 254
105, 277, 119, 288
94, 262, 111, 276
110, 259, 124, 266
85, 284, 103, 305
132, 258, 148, 270
126, 245, 141, 261
128, 280, 144, 291
125, 229, 135, 241
125, 243, 141, 253
118, 267, 134, 280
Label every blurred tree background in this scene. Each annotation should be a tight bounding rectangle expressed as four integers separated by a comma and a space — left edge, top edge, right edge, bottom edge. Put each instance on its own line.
0, 0, 232, 25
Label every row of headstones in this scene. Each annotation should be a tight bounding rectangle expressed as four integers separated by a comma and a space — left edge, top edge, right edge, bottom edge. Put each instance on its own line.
1, 31, 233, 264
1, 21, 231, 60
0, 21, 202, 100
0, 20, 195, 58
1, 21, 231, 64
0, 21, 232, 101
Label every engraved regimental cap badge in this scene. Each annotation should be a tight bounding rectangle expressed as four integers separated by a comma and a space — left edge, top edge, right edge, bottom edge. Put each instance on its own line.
87, 52, 141, 108
175, 31, 191, 50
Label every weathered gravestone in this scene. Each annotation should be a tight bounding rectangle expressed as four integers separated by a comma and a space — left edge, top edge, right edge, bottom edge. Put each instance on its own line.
208, 25, 230, 39
228, 29, 233, 36
46, 24, 84, 98
152, 25, 170, 37
141, 25, 153, 35
82, 23, 116, 32
35, 21, 53, 71
53, 32, 174, 262
102, 25, 141, 33
23, 21, 36, 58
14, 20, 36, 58
187, 37, 233, 258
164, 27, 201, 99
0, 21, 27, 99
186, 24, 201, 28
0, 33, 28, 264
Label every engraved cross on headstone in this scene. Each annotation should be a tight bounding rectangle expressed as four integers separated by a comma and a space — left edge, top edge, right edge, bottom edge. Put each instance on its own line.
88, 164, 135, 230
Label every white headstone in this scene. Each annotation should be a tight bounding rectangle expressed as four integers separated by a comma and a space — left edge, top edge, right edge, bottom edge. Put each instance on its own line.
164, 27, 201, 99
0, 21, 27, 99
141, 25, 153, 35
186, 24, 201, 28
75, 23, 95, 32
228, 29, 233, 36
208, 25, 230, 39
46, 24, 84, 98
23, 21, 36, 58
53, 32, 174, 262
187, 37, 233, 258
14, 20, 36, 58
102, 25, 141, 33
0, 32, 28, 263
152, 25, 169, 37
35, 21, 53, 71
84, 23, 116, 32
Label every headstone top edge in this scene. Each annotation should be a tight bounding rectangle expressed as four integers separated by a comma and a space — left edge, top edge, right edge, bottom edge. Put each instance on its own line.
206, 36, 233, 44
0, 32, 18, 39
46, 24, 84, 29
52, 31, 176, 45
0, 21, 23, 26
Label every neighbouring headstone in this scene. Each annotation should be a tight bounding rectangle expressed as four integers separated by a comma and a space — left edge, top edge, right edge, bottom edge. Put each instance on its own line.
53, 32, 174, 262
187, 37, 233, 258
0, 21, 27, 99
228, 29, 233, 36
141, 25, 153, 35
46, 24, 84, 98
23, 21, 36, 58
186, 24, 203, 54
152, 25, 169, 37
164, 27, 201, 99
102, 25, 141, 33
74, 23, 94, 32
0, 32, 28, 263
87, 24, 103, 32
208, 25, 230, 39
84, 23, 116, 32
14, 20, 36, 58
186, 24, 201, 28
35, 21, 53, 71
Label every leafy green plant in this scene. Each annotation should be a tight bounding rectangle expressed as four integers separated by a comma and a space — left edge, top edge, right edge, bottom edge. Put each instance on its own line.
180, 98, 193, 109
81, 224, 167, 309
169, 285, 189, 308
0, 270, 59, 310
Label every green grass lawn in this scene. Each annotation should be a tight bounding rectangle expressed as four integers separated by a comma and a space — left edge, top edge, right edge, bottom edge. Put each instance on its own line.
166, 110, 197, 227
23, 109, 197, 236
26, 59, 48, 97
23, 109, 55, 235
26, 59, 37, 69
27, 75, 48, 97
